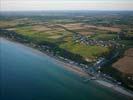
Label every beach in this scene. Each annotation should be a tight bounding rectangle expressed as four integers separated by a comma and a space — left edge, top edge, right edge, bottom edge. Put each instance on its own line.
1, 37, 133, 99
96, 80, 133, 98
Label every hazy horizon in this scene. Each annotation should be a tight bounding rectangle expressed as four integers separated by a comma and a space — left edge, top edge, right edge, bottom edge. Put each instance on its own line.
1, 0, 133, 11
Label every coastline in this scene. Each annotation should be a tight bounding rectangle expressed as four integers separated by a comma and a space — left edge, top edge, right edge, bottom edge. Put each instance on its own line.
54, 59, 89, 77
95, 80, 133, 98
0, 37, 88, 77
1, 37, 133, 99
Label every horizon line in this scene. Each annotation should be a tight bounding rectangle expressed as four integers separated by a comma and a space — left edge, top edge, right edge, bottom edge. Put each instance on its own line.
1, 9, 133, 12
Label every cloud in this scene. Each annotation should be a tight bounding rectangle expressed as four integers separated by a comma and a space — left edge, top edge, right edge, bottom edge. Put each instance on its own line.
1, 0, 133, 11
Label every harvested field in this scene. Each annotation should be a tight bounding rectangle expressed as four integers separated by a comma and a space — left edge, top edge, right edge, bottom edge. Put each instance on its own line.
83, 24, 121, 32
59, 23, 121, 34
31, 25, 52, 32
0, 21, 19, 28
113, 48, 133, 75
48, 35, 62, 39
78, 31, 94, 35
59, 23, 84, 30
124, 48, 133, 57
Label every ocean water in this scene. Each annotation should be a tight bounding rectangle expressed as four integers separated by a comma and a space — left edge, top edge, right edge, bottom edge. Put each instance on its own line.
0, 38, 131, 100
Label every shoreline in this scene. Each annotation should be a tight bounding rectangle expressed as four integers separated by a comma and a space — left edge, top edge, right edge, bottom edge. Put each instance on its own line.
0, 37, 88, 77
54, 59, 89, 77
1, 37, 133, 99
95, 80, 133, 98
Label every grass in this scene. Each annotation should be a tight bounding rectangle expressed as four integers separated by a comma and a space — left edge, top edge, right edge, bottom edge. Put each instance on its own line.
0, 18, 115, 62
90, 33, 118, 40
59, 38, 110, 60
12, 25, 110, 60
14, 26, 71, 43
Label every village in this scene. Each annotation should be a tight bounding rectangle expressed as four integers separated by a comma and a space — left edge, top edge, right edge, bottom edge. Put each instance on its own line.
0, 28, 125, 88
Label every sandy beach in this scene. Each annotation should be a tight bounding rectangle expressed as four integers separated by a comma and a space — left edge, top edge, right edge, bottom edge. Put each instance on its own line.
96, 80, 133, 98
54, 59, 89, 77
1, 37, 88, 77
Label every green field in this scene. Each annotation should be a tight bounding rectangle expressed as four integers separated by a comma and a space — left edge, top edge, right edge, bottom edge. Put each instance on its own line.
0, 19, 110, 62
0, 15, 132, 62
0, 11, 133, 90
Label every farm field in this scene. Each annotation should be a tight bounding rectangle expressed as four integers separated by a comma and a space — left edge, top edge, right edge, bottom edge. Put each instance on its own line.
0, 18, 111, 61
0, 11, 133, 90
113, 48, 133, 75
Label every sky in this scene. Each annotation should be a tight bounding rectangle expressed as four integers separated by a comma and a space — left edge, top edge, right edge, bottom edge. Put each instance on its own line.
0, 0, 133, 11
